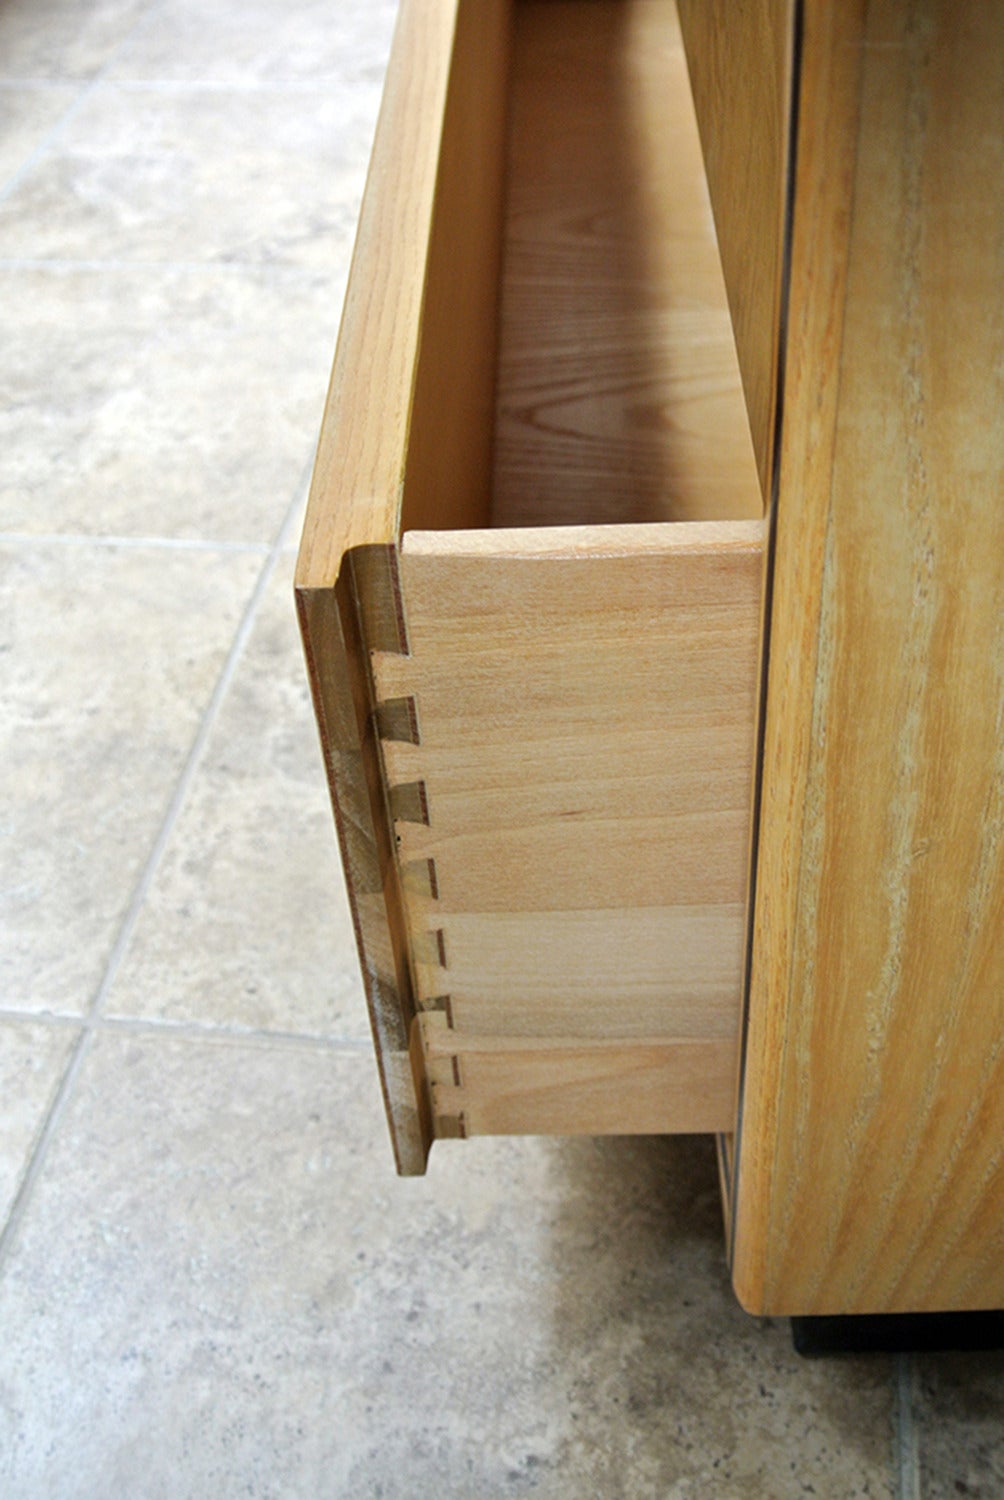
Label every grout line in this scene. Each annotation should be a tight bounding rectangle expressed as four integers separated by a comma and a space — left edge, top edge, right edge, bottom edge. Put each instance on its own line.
0, 1029, 95, 1269
0, 1007, 369, 1052
0, 80, 84, 91
0, 458, 311, 1274
0, 87, 94, 205
87, 471, 308, 1021
0, 1009, 85, 1029
0, 532, 271, 553
0, 0, 164, 207
95, 1015, 373, 1051
275, 465, 312, 550
896, 1353, 922, 1500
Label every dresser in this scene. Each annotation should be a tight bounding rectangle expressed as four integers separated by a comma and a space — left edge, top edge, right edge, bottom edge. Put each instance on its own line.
296, 0, 1004, 1318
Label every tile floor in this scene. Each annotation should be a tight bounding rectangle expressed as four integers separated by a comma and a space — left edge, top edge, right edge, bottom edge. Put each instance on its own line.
0, 1, 999, 1495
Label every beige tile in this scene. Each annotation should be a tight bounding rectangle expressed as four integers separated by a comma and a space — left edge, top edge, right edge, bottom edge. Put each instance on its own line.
109, 0, 399, 85
0, 1020, 77, 1225
0, 1032, 897, 1498
0, 82, 381, 269
0, 0, 152, 81
104, 554, 369, 1038
0, 85, 78, 187
0, 265, 340, 540
916, 1351, 1004, 1497
0, 543, 261, 1014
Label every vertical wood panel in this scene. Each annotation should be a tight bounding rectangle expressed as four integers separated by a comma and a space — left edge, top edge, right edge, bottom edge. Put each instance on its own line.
734, 0, 1004, 1314
676, 0, 794, 496
296, 0, 512, 1173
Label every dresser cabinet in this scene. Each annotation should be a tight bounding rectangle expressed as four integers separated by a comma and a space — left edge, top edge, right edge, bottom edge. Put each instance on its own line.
297, 0, 1004, 1317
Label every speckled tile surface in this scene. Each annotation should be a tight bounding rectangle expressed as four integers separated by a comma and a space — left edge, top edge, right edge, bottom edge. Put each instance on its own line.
0, 1, 998, 1495
0, 544, 261, 1013
914, 1353, 1004, 1499
0, 1034, 896, 1500
0, 1021, 77, 1225
0, 264, 340, 540
108, 0, 400, 85
103, 554, 369, 1038
0, 84, 77, 186
0, 0, 153, 81
0, 83, 381, 268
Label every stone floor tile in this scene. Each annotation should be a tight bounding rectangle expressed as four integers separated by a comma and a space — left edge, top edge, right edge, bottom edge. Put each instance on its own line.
0, 265, 340, 540
0, 1033, 897, 1500
915, 1351, 1004, 1498
104, 553, 369, 1038
0, 82, 381, 269
0, 0, 153, 82
109, 0, 399, 86
0, 543, 261, 1014
0, 1019, 78, 1225
0, 84, 78, 188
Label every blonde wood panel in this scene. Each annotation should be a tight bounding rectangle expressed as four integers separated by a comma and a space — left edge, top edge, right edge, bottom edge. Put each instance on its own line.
297, 0, 453, 584
420, 1015, 737, 1136
296, 582, 429, 1175
730, 0, 870, 1307
412, 907, 746, 1040
295, 0, 511, 1173
676, 0, 794, 496
396, 808, 750, 911
382, 721, 755, 834
385, 523, 762, 1068
296, 0, 509, 587
492, 0, 763, 528
399, 0, 510, 534
734, 0, 1004, 1314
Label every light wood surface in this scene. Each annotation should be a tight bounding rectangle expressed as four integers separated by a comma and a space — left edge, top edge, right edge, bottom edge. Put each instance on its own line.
419, 1014, 737, 1137
676, 0, 793, 495
733, 0, 1004, 1314
399, 0, 510, 533
298, 0, 765, 1163
393, 523, 762, 1137
492, 0, 762, 527
296, 0, 511, 1172
410, 908, 745, 1040
298, 0, 460, 585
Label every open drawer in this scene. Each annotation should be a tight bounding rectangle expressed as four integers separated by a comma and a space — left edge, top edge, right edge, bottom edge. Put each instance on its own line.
296, 0, 764, 1174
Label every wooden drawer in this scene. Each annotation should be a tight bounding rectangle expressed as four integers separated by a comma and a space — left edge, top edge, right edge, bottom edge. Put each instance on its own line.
296, 0, 764, 1173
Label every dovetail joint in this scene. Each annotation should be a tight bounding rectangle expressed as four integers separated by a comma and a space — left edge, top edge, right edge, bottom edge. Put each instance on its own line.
374, 695, 420, 745
420, 994, 454, 1025
389, 779, 430, 826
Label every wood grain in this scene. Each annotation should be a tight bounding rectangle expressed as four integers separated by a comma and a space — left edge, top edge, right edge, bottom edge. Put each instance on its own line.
492, 0, 763, 528
399, 0, 511, 533
297, 0, 767, 1162
676, 0, 793, 495
733, 0, 1004, 1314
296, 577, 427, 1174
420, 1015, 737, 1136
296, 0, 510, 588
392, 522, 763, 1135
295, 0, 511, 1173
411, 907, 746, 1040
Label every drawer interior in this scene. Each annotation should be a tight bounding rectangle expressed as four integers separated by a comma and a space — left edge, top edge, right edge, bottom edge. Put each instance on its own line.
400, 0, 764, 539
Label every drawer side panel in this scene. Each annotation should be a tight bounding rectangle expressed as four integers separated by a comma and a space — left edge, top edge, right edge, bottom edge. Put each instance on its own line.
387, 525, 762, 1138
